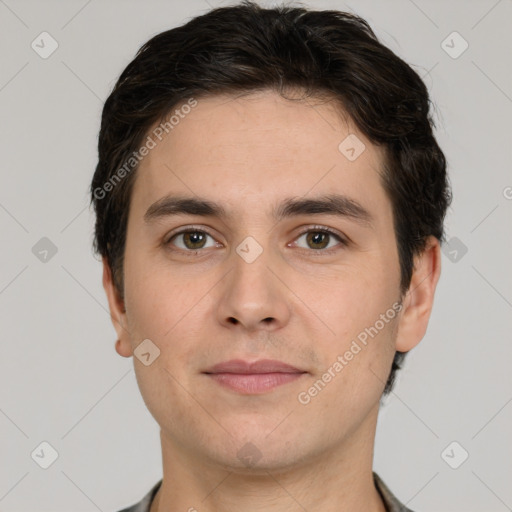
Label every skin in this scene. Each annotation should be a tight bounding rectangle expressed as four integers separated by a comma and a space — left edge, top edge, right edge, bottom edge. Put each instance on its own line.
103, 90, 441, 512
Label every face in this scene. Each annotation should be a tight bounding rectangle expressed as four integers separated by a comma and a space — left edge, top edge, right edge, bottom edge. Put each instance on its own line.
103, 90, 439, 472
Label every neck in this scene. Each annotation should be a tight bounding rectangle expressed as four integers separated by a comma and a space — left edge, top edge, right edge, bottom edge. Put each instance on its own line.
151, 406, 386, 512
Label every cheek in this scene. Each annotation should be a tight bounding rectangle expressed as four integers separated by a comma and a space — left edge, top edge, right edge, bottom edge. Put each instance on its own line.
123, 267, 209, 425
124, 248, 181, 335
124, 259, 214, 371
305, 260, 400, 380
306, 311, 398, 419
309, 258, 397, 331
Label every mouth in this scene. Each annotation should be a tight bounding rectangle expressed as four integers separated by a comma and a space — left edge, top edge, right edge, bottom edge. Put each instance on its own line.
203, 359, 307, 394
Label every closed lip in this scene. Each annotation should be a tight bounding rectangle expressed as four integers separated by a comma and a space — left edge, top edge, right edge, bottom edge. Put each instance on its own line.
204, 359, 306, 374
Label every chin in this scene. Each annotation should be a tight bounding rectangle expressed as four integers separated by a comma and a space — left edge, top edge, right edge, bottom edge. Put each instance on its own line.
202, 430, 312, 474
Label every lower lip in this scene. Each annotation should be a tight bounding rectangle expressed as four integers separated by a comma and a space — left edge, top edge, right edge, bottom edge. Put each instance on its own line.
206, 372, 305, 394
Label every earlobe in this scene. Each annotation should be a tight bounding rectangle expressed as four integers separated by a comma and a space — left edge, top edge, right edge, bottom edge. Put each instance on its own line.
115, 338, 132, 358
102, 257, 133, 358
395, 236, 442, 353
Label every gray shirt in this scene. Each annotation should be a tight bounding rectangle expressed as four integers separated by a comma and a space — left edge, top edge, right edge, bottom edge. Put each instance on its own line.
116, 472, 414, 512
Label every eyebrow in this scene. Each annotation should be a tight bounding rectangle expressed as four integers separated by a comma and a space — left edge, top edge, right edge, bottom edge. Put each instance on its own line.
143, 193, 373, 227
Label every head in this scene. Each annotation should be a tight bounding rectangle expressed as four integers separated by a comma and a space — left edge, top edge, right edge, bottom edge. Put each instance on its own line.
91, 1, 451, 470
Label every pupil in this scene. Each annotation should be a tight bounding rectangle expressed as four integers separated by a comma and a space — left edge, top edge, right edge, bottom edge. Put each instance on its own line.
186, 232, 204, 248
309, 232, 328, 249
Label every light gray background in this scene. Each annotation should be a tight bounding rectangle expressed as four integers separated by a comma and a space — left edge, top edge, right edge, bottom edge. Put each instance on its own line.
1, 0, 511, 510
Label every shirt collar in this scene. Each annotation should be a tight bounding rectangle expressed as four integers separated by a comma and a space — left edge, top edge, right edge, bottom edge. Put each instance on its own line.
119, 472, 414, 512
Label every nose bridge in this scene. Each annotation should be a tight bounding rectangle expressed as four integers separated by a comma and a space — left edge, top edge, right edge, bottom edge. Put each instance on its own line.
215, 233, 290, 330
240, 234, 273, 282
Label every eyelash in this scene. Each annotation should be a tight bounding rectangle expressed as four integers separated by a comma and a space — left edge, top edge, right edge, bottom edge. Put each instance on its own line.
164, 225, 348, 256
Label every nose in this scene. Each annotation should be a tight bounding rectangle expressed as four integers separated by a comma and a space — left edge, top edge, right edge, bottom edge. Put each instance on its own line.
215, 239, 291, 333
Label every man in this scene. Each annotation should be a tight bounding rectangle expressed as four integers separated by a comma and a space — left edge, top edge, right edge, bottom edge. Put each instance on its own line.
90, 1, 451, 511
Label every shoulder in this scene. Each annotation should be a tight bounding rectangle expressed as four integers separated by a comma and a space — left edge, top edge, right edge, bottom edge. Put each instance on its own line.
373, 472, 416, 512
114, 480, 162, 512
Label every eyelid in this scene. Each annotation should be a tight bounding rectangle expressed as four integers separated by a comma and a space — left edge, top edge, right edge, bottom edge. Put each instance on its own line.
295, 224, 348, 242
164, 224, 217, 244
292, 224, 349, 253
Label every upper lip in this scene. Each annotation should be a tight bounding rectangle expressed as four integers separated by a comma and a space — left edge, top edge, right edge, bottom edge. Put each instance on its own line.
204, 359, 305, 374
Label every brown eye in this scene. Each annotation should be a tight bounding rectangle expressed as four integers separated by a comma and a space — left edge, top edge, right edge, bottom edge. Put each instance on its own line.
168, 230, 215, 251
294, 228, 346, 252
305, 231, 330, 249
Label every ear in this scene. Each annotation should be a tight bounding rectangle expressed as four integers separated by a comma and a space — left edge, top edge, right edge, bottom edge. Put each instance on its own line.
395, 236, 442, 352
102, 257, 133, 358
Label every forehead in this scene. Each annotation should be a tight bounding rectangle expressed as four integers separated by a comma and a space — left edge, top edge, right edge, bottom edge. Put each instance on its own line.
129, 90, 390, 222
